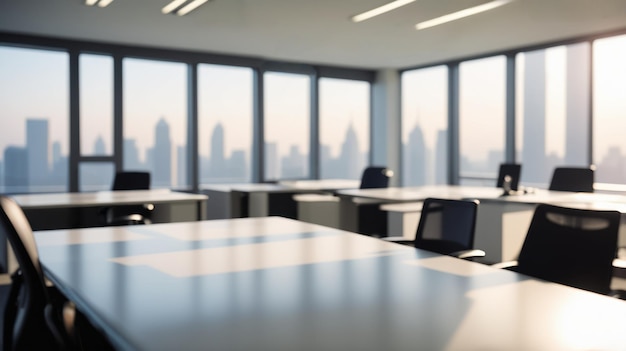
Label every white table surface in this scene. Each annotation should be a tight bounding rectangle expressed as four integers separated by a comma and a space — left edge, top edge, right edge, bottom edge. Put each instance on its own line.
36, 217, 626, 351
11, 189, 207, 209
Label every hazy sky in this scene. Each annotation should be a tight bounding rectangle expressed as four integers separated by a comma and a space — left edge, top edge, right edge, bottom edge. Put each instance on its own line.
1, 34, 625, 172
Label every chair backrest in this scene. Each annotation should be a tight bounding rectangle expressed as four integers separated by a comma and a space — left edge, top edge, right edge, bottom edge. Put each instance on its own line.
548, 166, 594, 193
413, 198, 479, 255
0, 196, 62, 349
516, 204, 619, 294
359, 167, 393, 189
496, 163, 521, 191
112, 171, 150, 191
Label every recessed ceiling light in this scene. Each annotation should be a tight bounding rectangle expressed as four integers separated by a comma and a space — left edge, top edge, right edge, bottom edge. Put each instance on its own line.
416, 0, 514, 30
162, 0, 188, 14
85, 0, 114, 7
351, 0, 416, 23
177, 0, 209, 16
97, 0, 114, 7
162, 0, 210, 16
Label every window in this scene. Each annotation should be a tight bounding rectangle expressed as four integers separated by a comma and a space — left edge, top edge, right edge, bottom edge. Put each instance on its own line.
80, 54, 113, 156
79, 163, 115, 192
401, 66, 448, 186
459, 56, 506, 185
198, 64, 253, 184
0, 46, 69, 193
593, 34, 626, 185
319, 78, 370, 180
517, 44, 590, 187
264, 72, 310, 180
123, 58, 188, 189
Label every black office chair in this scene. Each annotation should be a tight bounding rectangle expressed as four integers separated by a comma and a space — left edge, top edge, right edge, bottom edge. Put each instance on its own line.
354, 166, 394, 237
359, 166, 393, 189
548, 166, 594, 193
494, 204, 619, 295
496, 163, 521, 193
102, 171, 153, 226
1, 196, 75, 350
385, 198, 485, 260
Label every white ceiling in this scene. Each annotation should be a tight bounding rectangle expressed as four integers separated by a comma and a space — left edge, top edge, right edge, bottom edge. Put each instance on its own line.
1, 0, 626, 70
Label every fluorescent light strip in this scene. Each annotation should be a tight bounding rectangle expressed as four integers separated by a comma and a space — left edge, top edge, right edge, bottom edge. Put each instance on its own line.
162, 0, 188, 14
97, 0, 114, 7
352, 0, 416, 23
85, 0, 98, 5
416, 0, 513, 30
177, 0, 208, 16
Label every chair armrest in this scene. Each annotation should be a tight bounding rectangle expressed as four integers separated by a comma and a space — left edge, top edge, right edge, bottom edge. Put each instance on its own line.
492, 260, 519, 270
451, 249, 486, 260
613, 258, 626, 269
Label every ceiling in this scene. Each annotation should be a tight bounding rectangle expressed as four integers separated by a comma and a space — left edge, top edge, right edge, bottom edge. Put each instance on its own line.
1, 0, 626, 70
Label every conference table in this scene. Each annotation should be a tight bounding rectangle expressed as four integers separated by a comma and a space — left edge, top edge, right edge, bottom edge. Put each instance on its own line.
336, 185, 626, 263
2, 189, 208, 273
36, 216, 626, 350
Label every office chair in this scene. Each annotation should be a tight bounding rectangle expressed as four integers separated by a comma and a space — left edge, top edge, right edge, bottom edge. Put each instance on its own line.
1, 196, 76, 350
384, 198, 485, 260
101, 171, 153, 226
496, 163, 521, 193
359, 166, 393, 189
548, 166, 594, 193
494, 204, 619, 295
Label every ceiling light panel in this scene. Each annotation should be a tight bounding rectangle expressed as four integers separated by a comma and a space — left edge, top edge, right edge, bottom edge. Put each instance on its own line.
352, 0, 416, 23
85, 0, 113, 7
416, 0, 514, 30
162, 0, 188, 14
177, 0, 209, 16
162, 0, 210, 16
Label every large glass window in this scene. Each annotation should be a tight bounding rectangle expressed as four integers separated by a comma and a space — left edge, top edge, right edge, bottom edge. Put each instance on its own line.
516, 43, 590, 187
79, 163, 115, 192
198, 64, 253, 184
0, 46, 69, 193
401, 66, 448, 186
264, 72, 310, 180
319, 78, 370, 180
459, 56, 506, 185
123, 58, 188, 189
80, 54, 113, 156
593, 34, 626, 185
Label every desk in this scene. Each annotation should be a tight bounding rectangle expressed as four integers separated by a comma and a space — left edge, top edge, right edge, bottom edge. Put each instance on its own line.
335, 185, 504, 235
337, 186, 626, 263
11, 189, 208, 230
36, 217, 626, 351
2, 190, 207, 273
278, 178, 360, 191
202, 179, 359, 220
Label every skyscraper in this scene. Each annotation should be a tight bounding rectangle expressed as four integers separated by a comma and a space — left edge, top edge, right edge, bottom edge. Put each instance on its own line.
265, 142, 278, 180
434, 129, 447, 184
209, 123, 226, 179
153, 118, 171, 187
26, 118, 49, 189
93, 135, 106, 155
4, 146, 28, 192
337, 123, 361, 179
405, 125, 426, 186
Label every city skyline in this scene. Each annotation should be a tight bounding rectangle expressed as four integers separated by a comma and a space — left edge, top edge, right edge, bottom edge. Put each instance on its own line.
0, 117, 371, 193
